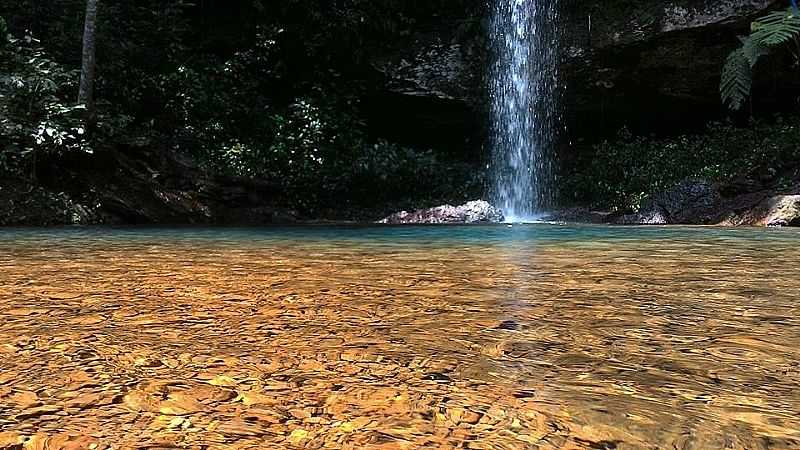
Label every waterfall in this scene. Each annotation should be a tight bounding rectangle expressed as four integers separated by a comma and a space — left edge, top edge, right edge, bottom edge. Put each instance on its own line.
490, 0, 559, 222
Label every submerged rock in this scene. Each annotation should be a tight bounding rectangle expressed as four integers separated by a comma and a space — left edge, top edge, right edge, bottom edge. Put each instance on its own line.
378, 200, 504, 224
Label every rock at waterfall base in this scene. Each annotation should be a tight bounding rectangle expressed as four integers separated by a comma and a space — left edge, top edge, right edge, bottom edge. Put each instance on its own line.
378, 200, 504, 224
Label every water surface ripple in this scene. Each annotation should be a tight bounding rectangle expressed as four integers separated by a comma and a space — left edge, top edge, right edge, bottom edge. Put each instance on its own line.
1, 225, 799, 449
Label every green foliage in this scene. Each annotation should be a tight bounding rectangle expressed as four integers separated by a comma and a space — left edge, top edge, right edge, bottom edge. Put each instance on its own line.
201, 94, 483, 211
563, 118, 800, 210
126, 13, 486, 213
751, 8, 800, 45
720, 48, 752, 110
0, 0, 484, 215
741, 35, 770, 67
333, 141, 484, 209
720, 8, 800, 110
0, 16, 8, 48
0, 31, 88, 174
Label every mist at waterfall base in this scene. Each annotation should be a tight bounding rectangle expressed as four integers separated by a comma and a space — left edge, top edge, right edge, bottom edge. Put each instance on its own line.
490, 0, 560, 223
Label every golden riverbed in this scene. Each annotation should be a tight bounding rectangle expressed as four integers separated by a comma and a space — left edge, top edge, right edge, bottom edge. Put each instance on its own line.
1, 226, 799, 449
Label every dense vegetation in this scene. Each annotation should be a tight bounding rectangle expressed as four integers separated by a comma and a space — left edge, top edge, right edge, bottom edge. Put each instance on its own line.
0, 1, 484, 220
563, 118, 800, 210
0, 0, 798, 223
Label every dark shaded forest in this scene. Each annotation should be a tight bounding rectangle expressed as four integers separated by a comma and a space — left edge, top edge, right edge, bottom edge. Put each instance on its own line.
1, 0, 799, 225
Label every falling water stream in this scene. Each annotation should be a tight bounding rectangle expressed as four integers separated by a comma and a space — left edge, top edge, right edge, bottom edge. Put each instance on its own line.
490, 0, 559, 221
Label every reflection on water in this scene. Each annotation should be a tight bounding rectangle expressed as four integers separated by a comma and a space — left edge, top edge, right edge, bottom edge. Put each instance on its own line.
1, 225, 799, 449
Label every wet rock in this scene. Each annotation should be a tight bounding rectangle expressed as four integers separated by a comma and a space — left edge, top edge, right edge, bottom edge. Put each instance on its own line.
760, 195, 800, 227
617, 209, 670, 226
14, 405, 61, 421
513, 390, 536, 399
722, 193, 800, 227
583, 176, 800, 226
649, 179, 721, 222
461, 410, 483, 425
617, 179, 721, 225
0, 431, 23, 450
423, 372, 452, 383
609, 178, 800, 227
496, 320, 520, 331
542, 207, 612, 224
378, 200, 504, 224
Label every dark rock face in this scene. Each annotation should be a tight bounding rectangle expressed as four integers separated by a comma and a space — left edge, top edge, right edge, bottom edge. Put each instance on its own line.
560, 0, 779, 128
379, 200, 504, 224
541, 207, 612, 224
375, 42, 480, 104
0, 148, 300, 227
580, 178, 800, 226
371, 0, 781, 144
718, 193, 800, 226
618, 179, 722, 225
364, 4, 486, 151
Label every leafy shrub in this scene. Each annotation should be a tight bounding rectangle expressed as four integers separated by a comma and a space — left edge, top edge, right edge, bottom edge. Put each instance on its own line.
562, 118, 800, 210
335, 140, 484, 206
0, 31, 88, 175
202, 94, 483, 212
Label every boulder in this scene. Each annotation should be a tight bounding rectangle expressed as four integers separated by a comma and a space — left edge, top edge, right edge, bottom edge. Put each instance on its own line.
378, 200, 504, 224
617, 209, 670, 225
760, 195, 800, 227
617, 179, 721, 225
609, 178, 800, 227
719, 194, 800, 226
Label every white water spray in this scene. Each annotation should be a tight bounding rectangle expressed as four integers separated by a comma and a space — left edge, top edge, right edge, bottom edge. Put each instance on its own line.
490, 0, 559, 222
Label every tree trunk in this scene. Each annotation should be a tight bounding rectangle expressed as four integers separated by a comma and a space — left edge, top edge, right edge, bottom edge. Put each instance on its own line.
78, 0, 98, 120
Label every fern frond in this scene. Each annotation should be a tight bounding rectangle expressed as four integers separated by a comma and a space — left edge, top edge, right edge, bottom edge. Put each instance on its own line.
751, 8, 800, 46
720, 48, 751, 110
739, 36, 770, 67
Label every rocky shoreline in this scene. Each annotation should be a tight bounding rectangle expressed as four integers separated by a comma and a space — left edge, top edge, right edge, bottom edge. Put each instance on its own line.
3, 190, 799, 229
376, 180, 800, 227
2, 159, 798, 228
546, 180, 800, 227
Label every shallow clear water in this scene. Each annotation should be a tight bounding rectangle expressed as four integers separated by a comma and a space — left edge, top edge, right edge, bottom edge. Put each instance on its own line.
1, 225, 800, 449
